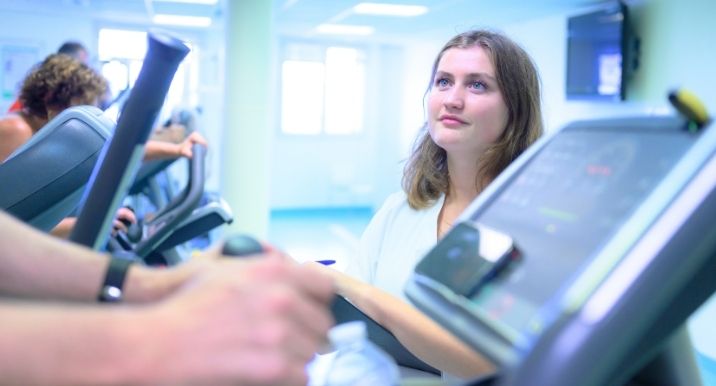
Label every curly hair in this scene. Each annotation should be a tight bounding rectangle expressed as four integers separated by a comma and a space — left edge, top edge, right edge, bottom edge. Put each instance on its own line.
19, 54, 107, 120
402, 30, 544, 209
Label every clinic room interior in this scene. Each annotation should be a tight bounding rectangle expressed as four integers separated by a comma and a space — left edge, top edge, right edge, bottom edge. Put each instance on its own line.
1, 0, 715, 384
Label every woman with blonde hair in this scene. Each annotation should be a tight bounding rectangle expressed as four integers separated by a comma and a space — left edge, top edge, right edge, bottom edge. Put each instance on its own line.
319, 29, 543, 380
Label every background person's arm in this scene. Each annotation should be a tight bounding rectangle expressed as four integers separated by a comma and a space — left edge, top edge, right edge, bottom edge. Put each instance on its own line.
143, 131, 207, 161
0, 115, 33, 162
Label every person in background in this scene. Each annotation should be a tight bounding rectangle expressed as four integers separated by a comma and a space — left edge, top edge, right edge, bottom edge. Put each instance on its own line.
0, 210, 334, 386
0, 54, 206, 237
6, 40, 90, 114
0, 54, 106, 162
57, 40, 90, 64
314, 29, 544, 379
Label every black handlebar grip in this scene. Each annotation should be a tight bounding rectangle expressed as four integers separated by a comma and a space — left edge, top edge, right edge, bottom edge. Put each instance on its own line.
126, 223, 143, 243
69, 31, 190, 249
222, 234, 264, 257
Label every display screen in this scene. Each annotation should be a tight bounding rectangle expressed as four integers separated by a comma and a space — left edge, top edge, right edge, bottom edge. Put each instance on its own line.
417, 127, 693, 340
415, 221, 517, 297
566, 3, 627, 101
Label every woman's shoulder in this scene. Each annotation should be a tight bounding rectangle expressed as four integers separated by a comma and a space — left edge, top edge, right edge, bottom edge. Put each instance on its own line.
376, 190, 444, 221
381, 190, 408, 209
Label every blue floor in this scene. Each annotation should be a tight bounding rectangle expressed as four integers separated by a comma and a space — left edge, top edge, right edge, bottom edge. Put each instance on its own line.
697, 351, 716, 386
268, 206, 373, 270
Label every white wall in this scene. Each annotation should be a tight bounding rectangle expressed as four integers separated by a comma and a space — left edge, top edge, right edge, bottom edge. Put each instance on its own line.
502, 0, 716, 134
0, 5, 225, 191
269, 42, 409, 209
500, 0, 716, 365
0, 10, 94, 112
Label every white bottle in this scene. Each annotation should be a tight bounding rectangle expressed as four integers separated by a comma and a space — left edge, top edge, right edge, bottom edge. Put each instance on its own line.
323, 321, 400, 386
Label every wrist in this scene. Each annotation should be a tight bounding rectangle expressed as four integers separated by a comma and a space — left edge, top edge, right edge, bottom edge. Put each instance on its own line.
123, 262, 202, 303
174, 142, 184, 157
98, 257, 133, 303
123, 265, 171, 303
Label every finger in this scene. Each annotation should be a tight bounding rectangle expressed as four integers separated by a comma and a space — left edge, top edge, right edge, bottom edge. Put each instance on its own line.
113, 219, 128, 233
289, 263, 337, 304
261, 246, 296, 262
117, 207, 137, 223
233, 349, 309, 386
246, 286, 332, 363
189, 132, 208, 146
249, 318, 325, 364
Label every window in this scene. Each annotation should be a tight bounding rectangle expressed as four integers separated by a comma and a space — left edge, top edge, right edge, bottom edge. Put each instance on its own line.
280, 42, 366, 135
97, 28, 196, 120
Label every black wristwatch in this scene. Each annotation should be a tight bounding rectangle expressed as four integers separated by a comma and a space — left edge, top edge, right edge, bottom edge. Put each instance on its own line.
98, 256, 134, 303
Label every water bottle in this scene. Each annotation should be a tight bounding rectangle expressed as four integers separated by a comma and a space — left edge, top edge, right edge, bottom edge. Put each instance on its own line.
322, 321, 400, 386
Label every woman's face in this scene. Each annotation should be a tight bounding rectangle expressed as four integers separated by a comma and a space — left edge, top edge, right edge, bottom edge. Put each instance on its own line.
427, 46, 509, 158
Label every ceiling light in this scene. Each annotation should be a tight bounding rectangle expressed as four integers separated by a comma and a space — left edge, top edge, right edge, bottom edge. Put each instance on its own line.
316, 24, 375, 36
153, 14, 212, 27
152, 0, 219, 4
352, 2, 428, 17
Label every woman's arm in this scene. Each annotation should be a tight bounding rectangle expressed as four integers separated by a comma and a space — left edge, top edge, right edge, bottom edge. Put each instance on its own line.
318, 265, 495, 379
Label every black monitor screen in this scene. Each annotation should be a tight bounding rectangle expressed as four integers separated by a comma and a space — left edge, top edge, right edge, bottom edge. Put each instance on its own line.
416, 126, 694, 342
566, 3, 627, 101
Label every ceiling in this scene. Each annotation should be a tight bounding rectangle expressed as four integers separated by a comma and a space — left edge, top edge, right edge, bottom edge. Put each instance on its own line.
0, 0, 614, 39
273, 0, 613, 40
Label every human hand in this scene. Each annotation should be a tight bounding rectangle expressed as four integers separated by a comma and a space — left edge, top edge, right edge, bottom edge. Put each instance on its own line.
141, 253, 335, 385
111, 206, 137, 236
177, 131, 208, 159
303, 261, 364, 299
151, 122, 187, 143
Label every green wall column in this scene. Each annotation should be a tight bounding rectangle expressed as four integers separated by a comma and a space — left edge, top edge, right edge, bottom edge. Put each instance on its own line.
221, 0, 273, 238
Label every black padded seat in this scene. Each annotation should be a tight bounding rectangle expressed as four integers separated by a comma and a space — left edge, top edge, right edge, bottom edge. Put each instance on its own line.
0, 106, 113, 231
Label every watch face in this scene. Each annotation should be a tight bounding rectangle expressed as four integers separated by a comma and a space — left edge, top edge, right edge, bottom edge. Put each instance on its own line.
100, 285, 123, 302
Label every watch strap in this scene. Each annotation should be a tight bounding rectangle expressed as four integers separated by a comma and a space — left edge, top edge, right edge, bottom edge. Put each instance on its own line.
98, 256, 133, 303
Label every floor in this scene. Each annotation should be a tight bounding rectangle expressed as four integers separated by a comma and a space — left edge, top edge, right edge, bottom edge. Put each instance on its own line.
268, 206, 373, 271
698, 352, 716, 386
268, 207, 716, 385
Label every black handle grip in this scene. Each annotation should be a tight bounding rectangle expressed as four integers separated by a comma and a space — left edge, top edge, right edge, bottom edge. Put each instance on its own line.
126, 222, 143, 243
69, 31, 190, 249
222, 234, 264, 257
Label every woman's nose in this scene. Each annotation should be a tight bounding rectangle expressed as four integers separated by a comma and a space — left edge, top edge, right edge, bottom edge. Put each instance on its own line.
444, 87, 464, 110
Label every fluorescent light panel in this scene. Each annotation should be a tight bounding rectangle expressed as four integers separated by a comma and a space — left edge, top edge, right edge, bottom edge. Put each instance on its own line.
316, 24, 374, 36
153, 0, 219, 4
153, 14, 212, 27
353, 2, 428, 17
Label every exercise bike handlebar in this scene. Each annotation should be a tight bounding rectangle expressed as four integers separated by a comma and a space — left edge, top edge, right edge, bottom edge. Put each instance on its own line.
70, 31, 190, 249
134, 143, 207, 258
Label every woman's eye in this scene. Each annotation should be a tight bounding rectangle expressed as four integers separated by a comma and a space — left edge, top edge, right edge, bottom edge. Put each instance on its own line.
470, 81, 487, 91
435, 78, 450, 88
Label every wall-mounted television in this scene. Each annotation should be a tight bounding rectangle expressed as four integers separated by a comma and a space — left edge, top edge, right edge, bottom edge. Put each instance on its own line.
566, 1, 636, 102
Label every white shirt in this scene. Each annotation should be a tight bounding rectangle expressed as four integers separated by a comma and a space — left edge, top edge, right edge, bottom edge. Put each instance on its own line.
346, 191, 444, 301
